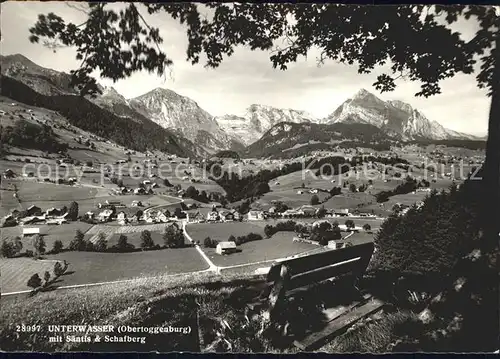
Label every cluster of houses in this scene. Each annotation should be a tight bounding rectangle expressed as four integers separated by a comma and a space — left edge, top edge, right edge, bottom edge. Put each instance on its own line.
186, 204, 371, 224
85, 205, 189, 226
2, 205, 68, 227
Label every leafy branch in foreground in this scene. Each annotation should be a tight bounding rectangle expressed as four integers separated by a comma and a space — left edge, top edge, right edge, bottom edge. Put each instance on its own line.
28, 4, 498, 98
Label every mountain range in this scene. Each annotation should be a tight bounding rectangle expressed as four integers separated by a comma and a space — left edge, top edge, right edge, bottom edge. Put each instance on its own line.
0, 54, 484, 157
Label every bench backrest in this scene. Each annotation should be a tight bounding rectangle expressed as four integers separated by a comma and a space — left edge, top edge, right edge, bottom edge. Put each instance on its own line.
266, 242, 374, 291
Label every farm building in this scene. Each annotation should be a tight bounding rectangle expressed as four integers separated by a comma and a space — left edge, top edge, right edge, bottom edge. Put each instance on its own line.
22, 227, 40, 237
333, 209, 350, 216
98, 209, 113, 222
247, 210, 265, 221
189, 211, 204, 223
298, 205, 317, 217
117, 212, 128, 225
134, 187, 146, 195
46, 218, 67, 225
46, 207, 63, 217
216, 241, 237, 255
3, 169, 16, 178
219, 211, 234, 222
206, 211, 219, 222
26, 205, 42, 216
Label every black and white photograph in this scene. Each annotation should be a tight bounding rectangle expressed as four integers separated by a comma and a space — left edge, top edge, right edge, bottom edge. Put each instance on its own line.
0, 1, 498, 354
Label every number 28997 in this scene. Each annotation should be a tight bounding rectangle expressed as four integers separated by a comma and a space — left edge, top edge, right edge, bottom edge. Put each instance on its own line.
16, 325, 41, 332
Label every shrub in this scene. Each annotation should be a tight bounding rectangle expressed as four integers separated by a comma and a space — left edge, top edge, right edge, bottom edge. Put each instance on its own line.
310, 194, 320, 205
363, 224, 372, 232
52, 240, 63, 254
85, 160, 93, 167
27, 273, 42, 290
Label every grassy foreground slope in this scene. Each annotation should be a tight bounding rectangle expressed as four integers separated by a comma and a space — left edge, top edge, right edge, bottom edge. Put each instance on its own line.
0, 271, 418, 353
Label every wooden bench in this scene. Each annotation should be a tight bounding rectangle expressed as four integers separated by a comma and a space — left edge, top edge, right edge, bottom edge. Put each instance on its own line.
247, 241, 384, 350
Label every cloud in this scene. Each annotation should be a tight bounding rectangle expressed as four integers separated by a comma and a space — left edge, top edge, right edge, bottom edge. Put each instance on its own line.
0, 2, 490, 136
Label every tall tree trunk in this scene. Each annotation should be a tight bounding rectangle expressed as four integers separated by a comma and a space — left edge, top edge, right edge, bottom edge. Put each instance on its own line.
482, 27, 500, 250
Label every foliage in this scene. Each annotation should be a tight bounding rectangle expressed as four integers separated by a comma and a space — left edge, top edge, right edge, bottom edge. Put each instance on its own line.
204, 236, 218, 248
214, 150, 240, 159
234, 232, 263, 246
32, 234, 46, 256
43, 271, 51, 285
310, 221, 342, 245
27, 273, 42, 290
69, 229, 86, 251
0, 120, 68, 153
140, 230, 154, 249
1, 240, 14, 258
67, 201, 79, 221
94, 236, 107, 252
53, 261, 65, 277
184, 186, 209, 203
114, 234, 134, 252
163, 223, 185, 248
363, 223, 372, 231
345, 219, 355, 229
370, 177, 481, 290
264, 220, 297, 238
52, 240, 63, 254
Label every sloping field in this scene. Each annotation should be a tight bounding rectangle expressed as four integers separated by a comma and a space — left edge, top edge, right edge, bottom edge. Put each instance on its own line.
0, 257, 61, 293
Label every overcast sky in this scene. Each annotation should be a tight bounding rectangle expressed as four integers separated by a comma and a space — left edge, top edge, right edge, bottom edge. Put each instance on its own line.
1, 2, 490, 136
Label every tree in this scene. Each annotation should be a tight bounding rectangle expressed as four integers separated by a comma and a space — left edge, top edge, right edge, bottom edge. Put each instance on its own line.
0, 240, 14, 258
185, 185, 198, 199
116, 234, 131, 251
345, 219, 355, 229
70, 229, 86, 251
164, 224, 184, 248
363, 223, 372, 232
317, 206, 327, 218
204, 236, 217, 248
43, 270, 51, 285
163, 178, 173, 187
67, 201, 79, 221
310, 194, 320, 205
228, 235, 236, 243
140, 230, 154, 249
94, 234, 107, 252
27, 273, 42, 290
53, 261, 65, 277
32, 235, 46, 257
86, 160, 93, 167
52, 240, 63, 253
349, 183, 357, 193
